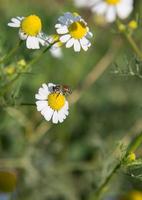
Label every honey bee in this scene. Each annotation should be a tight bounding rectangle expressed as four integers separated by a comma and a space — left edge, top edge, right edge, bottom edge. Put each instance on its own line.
52, 84, 72, 96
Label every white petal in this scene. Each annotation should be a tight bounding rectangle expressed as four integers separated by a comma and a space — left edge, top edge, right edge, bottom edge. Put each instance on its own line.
35, 85, 49, 100
56, 26, 68, 34
60, 34, 71, 43
16, 16, 24, 21
55, 24, 62, 28
105, 6, 116, 22
58, 16, 68, 25
37, 34, 46, 46
35, 94, 47, 100
41, 106, 54, 121
11, 18, 21, 24
87, 31, 93, 38
116, 2, 133, 19
26, 36, 40, 49
64, 12, 74, 20
36, 100, 48, 111
64, 101, 69, 110
42, 83, 49, 91
92, 2, 107, 14
52, 111, 59, 124
19, 30, 27, 40
50, 47, 63, 58
38, 88, 48, 97
48, 83, 55, 87
80, 38, 90, 51
58, 110, 66, 123
8, 17, 21, 27
66, 38, 75, 48
64, 110, 69, 116
74, 39, 81, 52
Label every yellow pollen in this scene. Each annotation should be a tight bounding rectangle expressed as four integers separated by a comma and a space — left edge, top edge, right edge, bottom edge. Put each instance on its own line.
21, 15, 42, 36
106, 0, 120, 4
48, 93, 65, 110
68, 21, 87, 39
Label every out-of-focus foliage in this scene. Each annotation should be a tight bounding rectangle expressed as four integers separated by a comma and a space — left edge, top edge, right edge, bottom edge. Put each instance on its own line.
0, 0, 142, 200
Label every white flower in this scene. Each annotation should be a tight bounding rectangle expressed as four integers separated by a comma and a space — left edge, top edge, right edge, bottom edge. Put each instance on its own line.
90, 0, 133, 23
55, 12, 93, 52
8, 15, 45, 49
45, 34, 63, 58
35, 83, 69, 124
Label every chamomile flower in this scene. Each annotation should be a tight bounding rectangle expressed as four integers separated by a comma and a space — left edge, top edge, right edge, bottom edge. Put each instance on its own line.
8, 15, 45, 49
35, 83, 69, 124
55, 12, 93, 52
90, 0, 133, 22
46, 34, 63, 58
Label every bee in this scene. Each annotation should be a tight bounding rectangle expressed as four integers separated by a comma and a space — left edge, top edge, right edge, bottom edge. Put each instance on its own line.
52, 84, 72, 96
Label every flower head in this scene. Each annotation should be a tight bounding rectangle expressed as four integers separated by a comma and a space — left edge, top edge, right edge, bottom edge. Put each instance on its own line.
125, 191, 142, 200
55, 12, 93, 52
8, 15, 45, 49
90, 0, 133, 23
128, 20, 138, 30
35, 83, 69, 124
47, 34, 63, 58
126, 152, 136, 162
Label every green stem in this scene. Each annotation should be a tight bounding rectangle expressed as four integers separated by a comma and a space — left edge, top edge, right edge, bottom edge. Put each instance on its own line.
91, 132, 142, 200
0, 40, 22, 64
124, 33, 142, 60
93, 162, 121, 200
20, 103, 36, 106
0, 41, 57, 97
26, 41, 57, 68
126, 132, 142, 154
116, 20, 142, 60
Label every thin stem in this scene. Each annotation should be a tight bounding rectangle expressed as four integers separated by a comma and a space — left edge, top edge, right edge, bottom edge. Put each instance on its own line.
93, 162, 121, 200
116, 20, 142, 60
20, 103, 36, 106
90, 132, 142, 200
0, 40, 22, 64
0, 41, 57, 97
124, 33, 142, 60
26, 41, 57, 68
126, 132, 142, 154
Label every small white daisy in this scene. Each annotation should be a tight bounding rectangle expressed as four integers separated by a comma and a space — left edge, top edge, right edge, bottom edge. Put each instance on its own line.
44, 34, 63, 58
8, 15, 45, 49
90, 0, 133, 23
35, 83, 69, 124
55, 12, 93, 52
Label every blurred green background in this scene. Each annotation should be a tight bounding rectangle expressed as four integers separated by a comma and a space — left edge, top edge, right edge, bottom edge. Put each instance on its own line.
0, 0, 142, 199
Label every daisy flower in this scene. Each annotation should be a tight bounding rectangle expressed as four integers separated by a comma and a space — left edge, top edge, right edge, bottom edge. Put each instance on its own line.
35, 83, 69, 124
44, 34, 63, 58
8, 15, 45, 49
90, 0, 133, 23
55, 12, 93, 52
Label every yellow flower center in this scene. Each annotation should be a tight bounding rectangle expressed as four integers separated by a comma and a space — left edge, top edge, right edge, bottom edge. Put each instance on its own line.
105, 0, 120, 4
48, 93, 65, 110
21, 15, 42, 36
68, 21, 87, 39
128, 191, 142, 200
